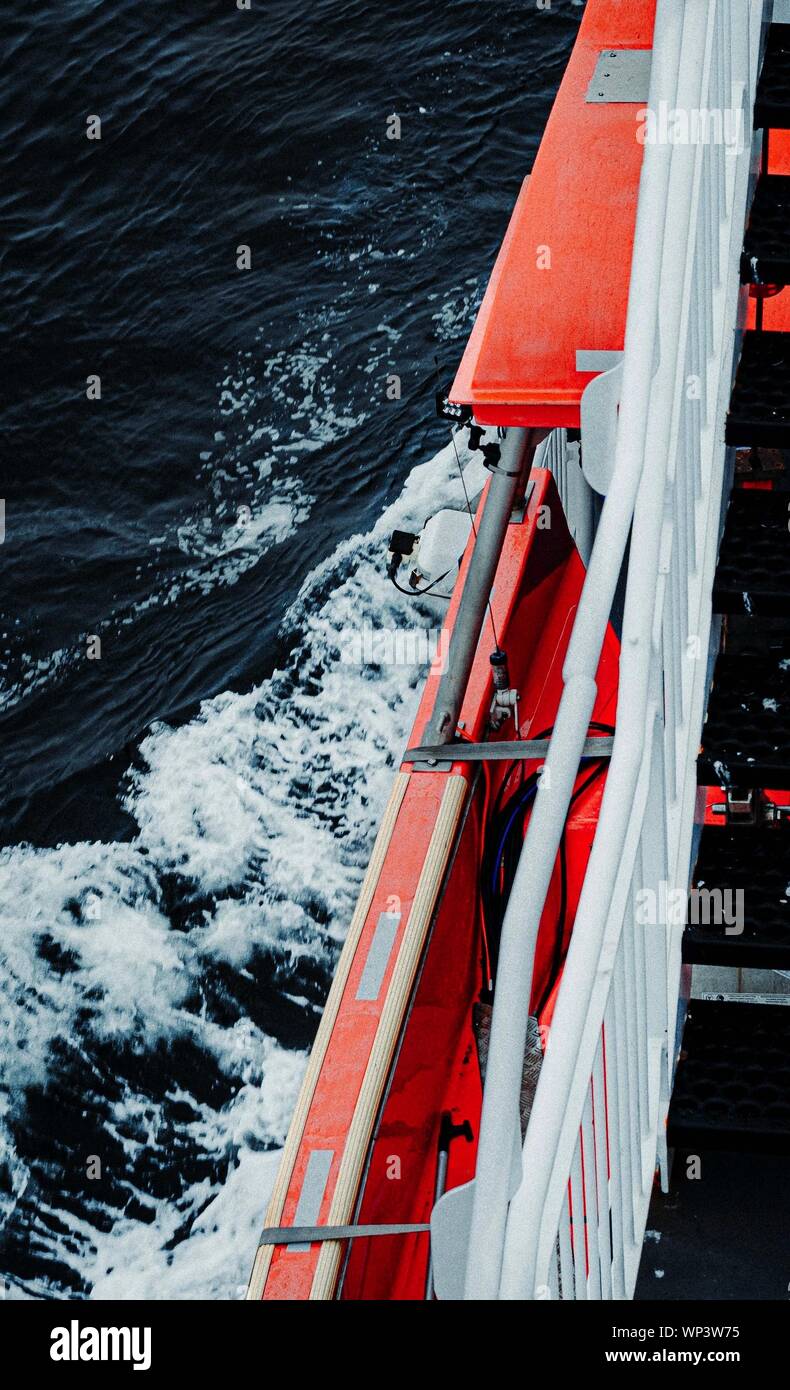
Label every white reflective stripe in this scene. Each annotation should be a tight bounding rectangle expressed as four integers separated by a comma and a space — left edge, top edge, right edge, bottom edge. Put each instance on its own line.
246, 771, 410, 1300
289, 1150, 334, 1254
575, 349, 625, 373
355, 912, 401, 1001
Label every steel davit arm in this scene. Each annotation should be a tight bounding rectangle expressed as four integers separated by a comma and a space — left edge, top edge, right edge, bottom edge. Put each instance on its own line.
422, 427, 548, 747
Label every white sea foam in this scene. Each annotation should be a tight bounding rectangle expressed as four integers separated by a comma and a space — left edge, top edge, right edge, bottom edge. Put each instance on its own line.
430, 276, 485, 343
0, 430, 487, 1299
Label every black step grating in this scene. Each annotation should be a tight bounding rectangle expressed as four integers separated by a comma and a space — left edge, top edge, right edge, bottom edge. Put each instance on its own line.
727, 332, 790, 448
755, 25, 790, 129
713, 489, 790, 617
698, 649, 790, 788
668, 999, 790, 1153
683, 824, 790, 967
741, 175, 790, 286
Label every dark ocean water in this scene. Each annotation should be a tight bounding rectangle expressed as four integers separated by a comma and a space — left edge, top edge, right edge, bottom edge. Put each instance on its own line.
0, 0, 579, 1299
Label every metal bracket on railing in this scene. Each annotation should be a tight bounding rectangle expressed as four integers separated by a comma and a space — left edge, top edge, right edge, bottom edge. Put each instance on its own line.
578, 352, 624, 495
710, 788, 790, 825
257, 1221, 430, 1248
403, 736, 614, 767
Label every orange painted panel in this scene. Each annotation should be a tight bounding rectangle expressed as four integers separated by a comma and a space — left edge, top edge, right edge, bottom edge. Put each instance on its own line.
451, 0, 656, 427
261, 470, 620, 1300
768, 127, 790, 173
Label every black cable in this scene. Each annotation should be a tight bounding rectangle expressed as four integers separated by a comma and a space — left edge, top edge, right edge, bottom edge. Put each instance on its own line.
433, 356, 501, 651
489, 721, 615, 827
534, 759, 609, 1017
483, 721, 614, 894
480, 730, 614, 993
388, 568, 453, 600
480, 775, 539, 978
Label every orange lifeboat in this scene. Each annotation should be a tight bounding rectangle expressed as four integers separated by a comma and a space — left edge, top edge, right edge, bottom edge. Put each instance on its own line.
248, 0, 658, 1300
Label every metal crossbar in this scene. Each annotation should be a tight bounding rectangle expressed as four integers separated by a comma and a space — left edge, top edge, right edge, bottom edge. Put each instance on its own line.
258, 1222, 431, 1248
403, 737, 614, 765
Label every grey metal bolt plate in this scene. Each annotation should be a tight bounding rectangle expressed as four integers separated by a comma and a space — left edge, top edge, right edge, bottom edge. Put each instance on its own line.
586, 48, 652, 104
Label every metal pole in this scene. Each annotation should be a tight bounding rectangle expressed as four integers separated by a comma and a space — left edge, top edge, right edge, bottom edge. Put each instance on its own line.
423, 427, 547, 746
424, 1147, 448, 1300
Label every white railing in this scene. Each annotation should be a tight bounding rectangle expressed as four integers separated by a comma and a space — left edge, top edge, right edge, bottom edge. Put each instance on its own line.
537, 429, 596, 565
464, 0, 765, 1300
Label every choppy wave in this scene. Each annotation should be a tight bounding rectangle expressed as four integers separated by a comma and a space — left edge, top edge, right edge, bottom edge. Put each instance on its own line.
0, 434, 485, 1299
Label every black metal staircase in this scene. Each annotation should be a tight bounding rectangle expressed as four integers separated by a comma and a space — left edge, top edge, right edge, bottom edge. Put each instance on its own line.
697, 649, 790, 787
632, 19, 790, 1300
669, 16, 790, 1183
682, 823, 790, 968
668, 998, 790, 1154
754, 24, 790, 130
726, 331, 790, 444
712, 488, 790, 614
741, 174, 790, 285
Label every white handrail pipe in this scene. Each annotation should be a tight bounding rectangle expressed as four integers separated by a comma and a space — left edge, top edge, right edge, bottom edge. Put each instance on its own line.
463, 0, 685, 1301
